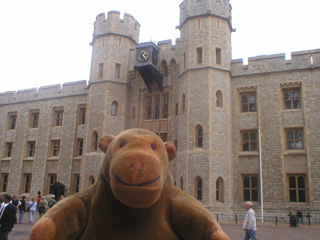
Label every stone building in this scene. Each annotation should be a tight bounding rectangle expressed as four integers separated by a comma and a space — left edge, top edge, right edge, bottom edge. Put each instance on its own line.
1, 0, 319, 222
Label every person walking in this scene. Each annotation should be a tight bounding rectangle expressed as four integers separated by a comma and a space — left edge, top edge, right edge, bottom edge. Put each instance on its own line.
27, 198, 37, 224
0, 194, 16, 240
242, 201, 257, 240
18, 196, 26, 224
38, 198, 47, 218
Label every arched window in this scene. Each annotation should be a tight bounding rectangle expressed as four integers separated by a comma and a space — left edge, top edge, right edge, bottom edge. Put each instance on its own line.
195, 176, 203, 201
216, 177, 224, 202
92, 131, 98, 151
180, 177, 184, 190
216, 90, 223, 108
89, 175, 95, 186
111, 101, 118, 116
182, 94, 186, 112
195, 125, 203, 148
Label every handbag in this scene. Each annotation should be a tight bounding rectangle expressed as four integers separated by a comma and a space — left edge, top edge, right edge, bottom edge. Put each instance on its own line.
27, 202, 35, 212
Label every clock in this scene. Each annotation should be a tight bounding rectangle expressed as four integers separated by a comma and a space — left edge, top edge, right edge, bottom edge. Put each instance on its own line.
137, 48, 150, 63
152, 51, 158, 65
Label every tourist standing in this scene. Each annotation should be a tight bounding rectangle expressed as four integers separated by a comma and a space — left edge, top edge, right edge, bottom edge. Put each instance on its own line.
27, 198, 37, 223
11, 195, 20, 224
242, 201, 257, 240
18, 196, 26, 224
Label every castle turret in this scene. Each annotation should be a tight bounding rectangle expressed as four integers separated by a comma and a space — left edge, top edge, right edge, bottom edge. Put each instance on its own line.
176, 0, 233, 219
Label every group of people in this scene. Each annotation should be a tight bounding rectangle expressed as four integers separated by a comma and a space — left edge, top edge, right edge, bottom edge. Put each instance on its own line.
0, 191, 63, 240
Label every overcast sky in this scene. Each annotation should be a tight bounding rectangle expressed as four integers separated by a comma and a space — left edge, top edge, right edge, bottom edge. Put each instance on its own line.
0, 0, 319, 92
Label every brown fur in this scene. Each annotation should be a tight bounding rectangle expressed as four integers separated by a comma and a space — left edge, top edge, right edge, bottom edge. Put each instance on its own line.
30, 129, 229, 240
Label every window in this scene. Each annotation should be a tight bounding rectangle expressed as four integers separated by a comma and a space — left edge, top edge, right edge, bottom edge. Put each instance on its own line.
159, 133, 168, 142
241, 131, 258, 151
196, 125, 203, 148
111, 101, 118, 116
48, 174, 57, 194
288, 175, 306, 202
5, 142, 13, 158
195, 177, 203, 201
145, 94, 169, 120
78, 107, 86, 125
216, 90, 223, 108
217, 19, 220, 30
216, 177, 224, 202
27, 141, 36, 157
92, 131, 98, 151
175, 103, 178, 116
283, 89, 300, 110
182, 94, 186, 112
30, 111, 39, 128
73, 174, 80, 193
76, 139, 84, 156
197, 19, 201, 29
286, 129, 303, 150
216, 48, 222, 65
51, 140, 60, 157
54, 109, 63, 126
99, 63, 104, 78
24, 174, 32, 193
180, 177, 183, 190
132, 107, 135, 120
196, 47, 203, 64
243, 175, 259, 201
240, 93, 256, 112
115, 63, 121, 78
183, 53, 187, 69
1, 174, 9, 192
8, 113, 17, 130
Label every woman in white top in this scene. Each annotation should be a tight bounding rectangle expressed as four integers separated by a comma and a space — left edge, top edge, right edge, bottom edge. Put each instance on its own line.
27, 198, 38, 223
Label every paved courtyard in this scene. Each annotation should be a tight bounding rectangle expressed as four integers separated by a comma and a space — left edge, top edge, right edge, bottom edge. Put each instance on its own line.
8, 213, 320, 240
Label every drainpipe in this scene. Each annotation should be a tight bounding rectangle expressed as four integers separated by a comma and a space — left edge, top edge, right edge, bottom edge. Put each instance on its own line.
258, 126, 264, 223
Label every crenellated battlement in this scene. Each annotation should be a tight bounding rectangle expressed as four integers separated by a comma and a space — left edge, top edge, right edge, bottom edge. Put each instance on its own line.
231, 49, 320, 77
0, 80, 88, 105
92, 11, 140, 44
179, 0, 232, 26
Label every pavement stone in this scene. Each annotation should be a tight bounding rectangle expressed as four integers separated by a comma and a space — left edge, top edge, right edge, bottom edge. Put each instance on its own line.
7, 212, 320, 240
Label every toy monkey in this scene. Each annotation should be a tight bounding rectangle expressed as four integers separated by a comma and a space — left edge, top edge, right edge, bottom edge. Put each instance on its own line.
30, 129, 229, 240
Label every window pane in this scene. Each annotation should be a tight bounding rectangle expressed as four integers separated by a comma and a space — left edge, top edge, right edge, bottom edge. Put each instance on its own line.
287, 141, 294, 150
243, 142, 249, 151
242, 95, 248, 104
287, 131, 294, 139
197, 178, 202, 188
250, 133, 257, 141
250, 103, 256, 112
295, 141, 303, 149
293, 100, 300, 109
295, 130, 302, 139
298, 190, 306, 202
243, 177, 250, 188
244, 190, 250, 201
289, 190, 297, 202
289, 176, 296, 188
252, 190, 258, 201
249, 95, 255, 103
284, 91, 291, 100
251, 177, 258, 188
250, 142, 257, 151
292, 91, 299, 100
243, 133, 249, 142
298, 176, 305, 188
285, 101, 292, 109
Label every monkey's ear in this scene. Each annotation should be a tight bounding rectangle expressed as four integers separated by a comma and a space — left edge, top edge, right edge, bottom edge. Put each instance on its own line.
164, 142, 177, 161
99, 135, 115, 153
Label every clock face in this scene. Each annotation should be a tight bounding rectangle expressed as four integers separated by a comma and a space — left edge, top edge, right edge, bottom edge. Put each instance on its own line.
152, 51, 158, 65
137, 49, 150, 63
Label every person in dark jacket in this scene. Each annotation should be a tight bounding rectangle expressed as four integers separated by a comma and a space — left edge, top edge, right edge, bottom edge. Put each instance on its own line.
18, 196, 26, 224
0, 194, 16, 240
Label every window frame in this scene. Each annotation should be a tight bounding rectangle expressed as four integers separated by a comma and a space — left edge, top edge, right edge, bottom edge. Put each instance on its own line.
24, 174, 32, 193
111, 101, 118, 117
1, 173, 9, 192
242, 175, 259, 202
195, 125, 204, 148
27, 141, 36, 158
54, 109, 64, 127
115, 63, 121, 78
76, 138, 84, 157
5, 142, 13, 158
216, 90, 223, 108
48, 173, 57, 195
216, 47, 222, 65
288, 174, 307, 203
241, 130, 258, 152
144, 93, 169, 120
240, 92, 257, 113
283, 88, 301, 110
196, 47, 203, 64
285, 128, 304, 150
30, 111, 39, 128
8, 113, 17, 130
216, 177, 224, 202
51, 140, 60, 157
78, 107, 86, 125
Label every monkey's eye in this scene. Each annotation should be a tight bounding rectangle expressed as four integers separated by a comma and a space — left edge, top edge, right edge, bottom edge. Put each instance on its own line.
120, 141, 126, 148
151, 144, 156, 151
